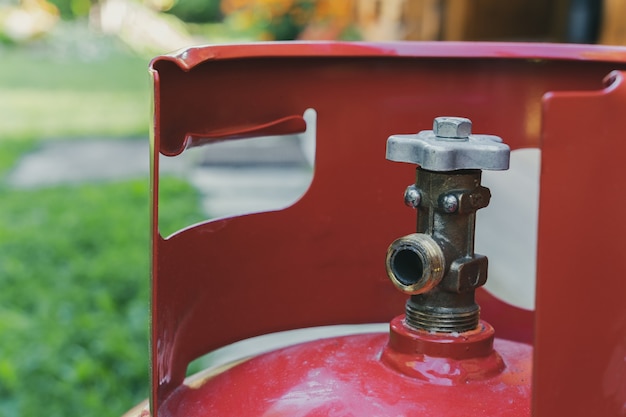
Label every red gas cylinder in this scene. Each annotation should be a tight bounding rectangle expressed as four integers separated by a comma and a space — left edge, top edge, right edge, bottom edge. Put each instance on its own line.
157, 116, 533, 417
132, 42, 626, 417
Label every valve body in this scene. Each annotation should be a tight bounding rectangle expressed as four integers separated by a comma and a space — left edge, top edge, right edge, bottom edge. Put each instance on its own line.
386, 117, 509, 333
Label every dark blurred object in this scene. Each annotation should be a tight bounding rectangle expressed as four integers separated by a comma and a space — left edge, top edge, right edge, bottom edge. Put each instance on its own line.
440, 0, 570, 42
356, 0, 572, 42
566, 0, 601, 43
357, 0, 607, 44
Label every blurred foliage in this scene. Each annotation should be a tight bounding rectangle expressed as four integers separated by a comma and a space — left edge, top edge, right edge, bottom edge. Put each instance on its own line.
0, 174, 205, 416
1, 0, 359, 49
47, 0, 88, 19
221, 0, 358, 40
165, 0, 222, 23
0, 0, 60, 42
0, 139, 38, 177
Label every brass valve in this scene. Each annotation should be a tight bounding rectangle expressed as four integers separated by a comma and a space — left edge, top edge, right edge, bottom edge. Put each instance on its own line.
385, 117, 510, 333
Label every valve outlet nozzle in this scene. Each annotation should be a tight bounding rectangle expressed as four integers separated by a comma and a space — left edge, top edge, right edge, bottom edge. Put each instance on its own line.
386, 234, 445, 295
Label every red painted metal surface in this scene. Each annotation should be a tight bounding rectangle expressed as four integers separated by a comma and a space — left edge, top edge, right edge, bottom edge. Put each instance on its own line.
160, 327, 532, 417
150, 42, 626, 416
535, 70, 626, 416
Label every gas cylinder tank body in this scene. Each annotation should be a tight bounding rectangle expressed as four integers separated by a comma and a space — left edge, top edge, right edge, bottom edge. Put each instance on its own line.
161, 117, 532, 417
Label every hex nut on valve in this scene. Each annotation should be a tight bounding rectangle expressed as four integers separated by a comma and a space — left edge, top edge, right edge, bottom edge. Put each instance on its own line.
442, 194, 459, 213
404, 185, 421, 208
433, 117, 472, 139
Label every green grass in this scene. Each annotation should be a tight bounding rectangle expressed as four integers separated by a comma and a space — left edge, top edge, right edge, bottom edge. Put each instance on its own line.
0, 176, 206, 417
0, 24, 207, 416
0, 27, 151, 140
0, 139, 38, 176
1, 89, 149, 138
0, 47, 149, 92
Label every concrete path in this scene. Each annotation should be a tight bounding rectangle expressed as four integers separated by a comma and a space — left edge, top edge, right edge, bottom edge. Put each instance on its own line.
9, 139, 167, 186
7, 136, 314, 220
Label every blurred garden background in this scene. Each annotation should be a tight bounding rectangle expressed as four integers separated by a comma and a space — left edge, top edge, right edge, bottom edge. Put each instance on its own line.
1, 0, 625, 416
